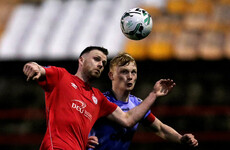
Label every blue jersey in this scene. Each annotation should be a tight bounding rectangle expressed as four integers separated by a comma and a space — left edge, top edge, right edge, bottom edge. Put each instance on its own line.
88, 91, 151, 150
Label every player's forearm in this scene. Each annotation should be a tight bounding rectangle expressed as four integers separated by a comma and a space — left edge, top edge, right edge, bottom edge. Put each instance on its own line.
126, 92, 157, 127
158, 124, 182, 143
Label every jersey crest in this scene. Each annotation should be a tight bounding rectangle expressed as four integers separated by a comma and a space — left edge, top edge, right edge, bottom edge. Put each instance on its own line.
92, 94, 98, 104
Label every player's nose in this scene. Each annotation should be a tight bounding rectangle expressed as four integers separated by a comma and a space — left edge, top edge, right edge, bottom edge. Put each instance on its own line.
97, 61, 103, 69
127, 72, 133, 80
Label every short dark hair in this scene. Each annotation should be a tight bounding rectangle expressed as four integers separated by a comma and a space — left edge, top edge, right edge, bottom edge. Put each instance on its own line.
79, 46, 109, 57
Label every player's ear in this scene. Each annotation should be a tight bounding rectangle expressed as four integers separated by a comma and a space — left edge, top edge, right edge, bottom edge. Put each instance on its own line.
78, 56, 84, 65
108, 71, 114, 80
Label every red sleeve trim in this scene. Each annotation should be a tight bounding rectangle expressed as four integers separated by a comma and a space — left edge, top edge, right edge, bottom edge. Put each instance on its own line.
142, 113, 155, 126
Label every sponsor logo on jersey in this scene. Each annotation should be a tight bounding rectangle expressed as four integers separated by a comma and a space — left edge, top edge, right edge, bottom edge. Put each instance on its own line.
71, 100, 92, 121
137, 98, 143, 102
71, 83, 78, 89
92, 94, 98, 104
122, 108, 130, 111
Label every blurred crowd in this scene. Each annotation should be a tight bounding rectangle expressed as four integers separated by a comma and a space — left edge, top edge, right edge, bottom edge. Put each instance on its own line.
126, 0, 230, 60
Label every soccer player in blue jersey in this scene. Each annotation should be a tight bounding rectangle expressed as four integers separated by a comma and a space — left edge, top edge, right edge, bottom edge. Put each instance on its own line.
87, 53, 198, 150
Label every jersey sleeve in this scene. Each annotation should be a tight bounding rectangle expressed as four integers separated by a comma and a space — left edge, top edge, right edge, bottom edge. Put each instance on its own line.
37, 66, 66, 91
98, 92, 117, 118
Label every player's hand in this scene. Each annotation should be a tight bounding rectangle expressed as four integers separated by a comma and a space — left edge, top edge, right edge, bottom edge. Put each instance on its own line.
87, 136, 99, 149
23, 62, 42, 81
153, 79, 175, 97
180, 133, 198, 147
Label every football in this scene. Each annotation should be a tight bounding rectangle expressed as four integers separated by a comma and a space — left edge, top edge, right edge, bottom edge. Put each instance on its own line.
120, 7, 153, 40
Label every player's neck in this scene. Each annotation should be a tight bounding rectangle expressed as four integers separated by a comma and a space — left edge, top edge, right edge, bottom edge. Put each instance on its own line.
112, 89, 130, 102
75, 71, 92, 85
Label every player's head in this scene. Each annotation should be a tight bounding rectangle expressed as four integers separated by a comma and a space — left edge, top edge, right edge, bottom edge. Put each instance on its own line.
78, 46, 108, 81
109, 53, 137, 92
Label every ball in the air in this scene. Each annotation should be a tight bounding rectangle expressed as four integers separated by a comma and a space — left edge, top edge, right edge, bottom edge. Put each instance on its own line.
120, 7, 153, 40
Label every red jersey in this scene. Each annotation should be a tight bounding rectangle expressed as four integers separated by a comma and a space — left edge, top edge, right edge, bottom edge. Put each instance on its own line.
38, 66, 117, 150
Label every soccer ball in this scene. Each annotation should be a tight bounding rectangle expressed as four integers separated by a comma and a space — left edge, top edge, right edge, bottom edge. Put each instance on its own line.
120, 7, 153, 40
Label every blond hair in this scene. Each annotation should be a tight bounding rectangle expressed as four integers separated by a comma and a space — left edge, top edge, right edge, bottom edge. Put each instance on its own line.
109, 53, 136, 71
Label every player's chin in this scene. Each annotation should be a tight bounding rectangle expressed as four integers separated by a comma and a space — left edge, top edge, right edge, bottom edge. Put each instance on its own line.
92, 72, 101, 78
126, 86, 134, 91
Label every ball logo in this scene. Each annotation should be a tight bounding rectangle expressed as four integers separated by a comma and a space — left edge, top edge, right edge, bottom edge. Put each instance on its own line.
126, 20, 133, 29
92, 95, 98, 104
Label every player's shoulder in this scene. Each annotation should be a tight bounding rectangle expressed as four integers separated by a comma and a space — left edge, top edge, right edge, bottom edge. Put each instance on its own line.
103, 91, 110, 97
92, 87, 103, 94
44, 66, 67, 72
103, 91, 115, 102
42, 66, 69, 76
129, 94, 143, 104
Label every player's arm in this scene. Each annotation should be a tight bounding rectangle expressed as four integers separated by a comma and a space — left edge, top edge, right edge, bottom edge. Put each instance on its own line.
150, 117, 198, 147
23, 62, 46, 81
107, 79, 175, 127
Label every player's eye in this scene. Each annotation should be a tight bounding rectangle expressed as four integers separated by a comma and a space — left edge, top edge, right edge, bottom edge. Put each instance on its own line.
131, 70, 137, 74
120, 70, 128, 74
102, 61, 107, 67
94, 57, 101, 62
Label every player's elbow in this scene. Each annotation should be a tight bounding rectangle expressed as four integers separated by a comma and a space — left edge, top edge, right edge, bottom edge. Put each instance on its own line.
123, 113, 139, 127
121, 118, 136, 128
112, 109, 137, 127
122, 121, 133, 128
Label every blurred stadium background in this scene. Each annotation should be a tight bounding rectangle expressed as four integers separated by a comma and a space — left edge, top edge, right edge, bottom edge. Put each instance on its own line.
0, 0, 230, 150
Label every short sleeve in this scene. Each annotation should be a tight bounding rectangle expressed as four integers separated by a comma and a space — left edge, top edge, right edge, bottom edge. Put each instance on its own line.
98, 93, 117, 118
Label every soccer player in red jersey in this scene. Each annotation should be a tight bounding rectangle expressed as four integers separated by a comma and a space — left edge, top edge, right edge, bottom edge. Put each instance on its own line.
23, 46, 175, 150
